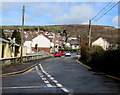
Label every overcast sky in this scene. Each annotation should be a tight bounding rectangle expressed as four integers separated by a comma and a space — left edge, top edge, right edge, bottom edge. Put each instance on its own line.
0, 0, 119, 27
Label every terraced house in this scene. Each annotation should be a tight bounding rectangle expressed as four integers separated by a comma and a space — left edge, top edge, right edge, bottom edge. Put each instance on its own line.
0, 37, 20, 59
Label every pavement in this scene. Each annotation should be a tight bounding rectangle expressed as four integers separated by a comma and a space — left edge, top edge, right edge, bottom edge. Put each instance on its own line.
1, 57, 50, 76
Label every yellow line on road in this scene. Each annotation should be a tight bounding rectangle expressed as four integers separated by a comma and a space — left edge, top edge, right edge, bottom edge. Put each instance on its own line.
76, 60, 120, 81
105, 74, 120, 81
0, 67, 34, 77
76, 60, 92, 70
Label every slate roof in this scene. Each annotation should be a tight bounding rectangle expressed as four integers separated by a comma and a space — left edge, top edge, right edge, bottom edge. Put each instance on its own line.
26, 36, 32, 41
70, 41, 80, 45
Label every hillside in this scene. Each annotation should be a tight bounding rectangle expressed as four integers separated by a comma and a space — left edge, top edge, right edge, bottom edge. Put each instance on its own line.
1, 24, 119, 44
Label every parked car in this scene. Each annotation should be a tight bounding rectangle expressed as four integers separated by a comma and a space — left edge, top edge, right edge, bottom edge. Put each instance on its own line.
76, 51, 81, 55
60, 51, 66, 55
70, 51, 74, 53
65, 51, 71, 57
54, 52, 61, 57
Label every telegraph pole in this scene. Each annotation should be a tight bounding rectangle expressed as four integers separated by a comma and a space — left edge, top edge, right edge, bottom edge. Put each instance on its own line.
20, 6, 25, 63
88, 20, 92, 47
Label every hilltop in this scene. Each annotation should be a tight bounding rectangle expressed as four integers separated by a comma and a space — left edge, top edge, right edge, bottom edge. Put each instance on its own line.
1, 24, 119, 44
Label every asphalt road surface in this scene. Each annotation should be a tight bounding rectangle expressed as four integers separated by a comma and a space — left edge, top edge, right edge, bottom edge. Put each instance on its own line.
2, 54, 120, 94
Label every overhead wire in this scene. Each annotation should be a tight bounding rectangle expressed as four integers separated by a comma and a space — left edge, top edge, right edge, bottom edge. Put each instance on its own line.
92, 1, 119, 23
91, 0, 114, 21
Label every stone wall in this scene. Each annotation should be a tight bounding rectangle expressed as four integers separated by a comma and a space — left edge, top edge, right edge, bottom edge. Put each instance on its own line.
0, 53, 51, 67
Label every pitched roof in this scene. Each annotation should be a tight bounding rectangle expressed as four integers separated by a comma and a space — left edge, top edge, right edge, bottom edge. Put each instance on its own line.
26, 36, 32, 41
70, 41, 80, 45
92, 37, 110, 45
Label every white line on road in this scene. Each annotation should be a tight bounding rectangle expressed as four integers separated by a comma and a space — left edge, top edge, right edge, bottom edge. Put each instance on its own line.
1, 85, 57, 89
35, 66, 53, 87
44, 80, 49, 84
46, 84, 53, 87
56, 83, 63, 87
2, 86, 44, 89
40, 75, 44, 78
39, 64, 70, 93
35, 66, 39, 71
42, 78, 46, 80
52, 80, 58, 83
61, 87, 70, 93
50, 77, 54, 80
46, 74, 51, 77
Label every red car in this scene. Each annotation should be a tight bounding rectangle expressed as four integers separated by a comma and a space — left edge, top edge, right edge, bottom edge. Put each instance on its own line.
60, 52, 66, 55
54, 52, 61, 57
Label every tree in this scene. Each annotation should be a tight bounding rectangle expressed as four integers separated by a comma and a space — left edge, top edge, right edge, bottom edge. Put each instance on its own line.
11, 30, 21, 45
1, 29, 6, 38
63, 30, 68, 42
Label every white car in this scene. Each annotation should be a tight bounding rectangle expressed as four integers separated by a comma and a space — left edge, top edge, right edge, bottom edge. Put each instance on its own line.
65, 51, 71, 57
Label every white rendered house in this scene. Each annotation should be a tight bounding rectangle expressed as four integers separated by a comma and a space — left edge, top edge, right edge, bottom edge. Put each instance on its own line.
31, 34, 51, 53
92, 37, 110, 50
24, 36, 32, 54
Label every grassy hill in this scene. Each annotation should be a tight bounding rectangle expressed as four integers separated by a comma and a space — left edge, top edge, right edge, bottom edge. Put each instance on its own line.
0, 24, 119, 44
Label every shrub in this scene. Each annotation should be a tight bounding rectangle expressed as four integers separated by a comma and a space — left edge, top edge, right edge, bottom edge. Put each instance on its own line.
85, 46, 120, 74
86, 46, 105, 63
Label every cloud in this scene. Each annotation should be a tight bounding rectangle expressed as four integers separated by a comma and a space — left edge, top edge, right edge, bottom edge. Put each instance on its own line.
33, 3, 65, 18
0, 2, 118, 27
54, 4, 95, 24
112, 16, 120, 27
1, 2, 15, 13
23, 2, 68, 25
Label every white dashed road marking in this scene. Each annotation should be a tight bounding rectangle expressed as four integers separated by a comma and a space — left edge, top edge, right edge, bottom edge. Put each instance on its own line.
50, 77, 54, 80
38, 64, 70, 94
35, 66, 53, 87
61, 87, 70, 93
46, 84, 53, 87
44, 80, 49, 84
56, 83, 63, 87
53, 80, 58, 83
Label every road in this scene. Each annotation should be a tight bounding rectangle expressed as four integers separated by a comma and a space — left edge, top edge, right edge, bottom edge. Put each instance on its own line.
2, 54, 120, 94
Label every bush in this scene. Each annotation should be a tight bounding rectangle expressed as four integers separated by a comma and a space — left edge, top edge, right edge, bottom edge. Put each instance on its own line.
59, 48, 80, 52
85, 46, 120, 74
86, 46, 105, 63
102, 49, 120, 73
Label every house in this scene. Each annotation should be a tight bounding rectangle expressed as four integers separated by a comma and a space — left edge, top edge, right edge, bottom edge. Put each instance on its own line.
31, 34, 51, 53
68, 37, 77, 40
70, 41, 80, 49
24, 36, 32, 54
53, 38, 62, 52
0, 37, 20, 59
50, 41, 54, 53
92, 37, 110, 50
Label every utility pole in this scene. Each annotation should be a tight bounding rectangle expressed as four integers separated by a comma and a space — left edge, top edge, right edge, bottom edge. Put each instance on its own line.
88, 20, 92, 47
38, 27, 40, 31
20, 6, 25, 63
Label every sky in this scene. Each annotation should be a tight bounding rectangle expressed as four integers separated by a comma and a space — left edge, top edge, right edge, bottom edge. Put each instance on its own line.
0, 0, 119, 27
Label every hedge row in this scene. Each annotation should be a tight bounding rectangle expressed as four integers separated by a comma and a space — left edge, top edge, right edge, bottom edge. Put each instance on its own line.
80, 46, 120, 75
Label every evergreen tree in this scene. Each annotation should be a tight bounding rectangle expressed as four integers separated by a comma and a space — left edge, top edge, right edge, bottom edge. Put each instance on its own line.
63, 30, 68, 42
1, 29, 6, 38
11, 30, 21, 45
